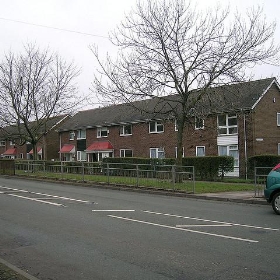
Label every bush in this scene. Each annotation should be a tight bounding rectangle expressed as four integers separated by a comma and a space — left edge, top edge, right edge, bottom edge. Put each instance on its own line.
248, 154, 280, 176
182, 156, 234, 181
103, 156, 234, 181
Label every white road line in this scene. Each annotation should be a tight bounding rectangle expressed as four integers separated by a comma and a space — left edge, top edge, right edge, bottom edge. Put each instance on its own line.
0, 186, 94, 204
30, 191, 93, 204
176, 224, 232, 228
108, 215, 258, 243
31, 197, 62, 200
8, 194, 65, 207
143, 210, 279, 231
0, 186, 28, 193
92, 210, 135, 212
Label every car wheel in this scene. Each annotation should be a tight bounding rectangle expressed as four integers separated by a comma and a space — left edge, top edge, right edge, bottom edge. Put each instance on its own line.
272, 192, 280, 215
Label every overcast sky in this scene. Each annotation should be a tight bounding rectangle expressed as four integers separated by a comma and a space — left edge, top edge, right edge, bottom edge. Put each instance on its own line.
1, 0, 280, 108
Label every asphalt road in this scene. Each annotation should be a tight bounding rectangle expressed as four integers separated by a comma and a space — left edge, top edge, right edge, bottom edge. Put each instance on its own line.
0, 177, 279, 280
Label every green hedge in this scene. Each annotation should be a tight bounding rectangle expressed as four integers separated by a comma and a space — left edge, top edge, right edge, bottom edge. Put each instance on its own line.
0, 159, 15, 175
182, 156, 234, 180
248, 155, 280, 176
103, 156, 234, 180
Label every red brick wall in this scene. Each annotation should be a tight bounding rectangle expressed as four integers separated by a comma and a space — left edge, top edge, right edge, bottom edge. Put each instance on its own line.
251, 83, 280, 155
60, 117, 219, 159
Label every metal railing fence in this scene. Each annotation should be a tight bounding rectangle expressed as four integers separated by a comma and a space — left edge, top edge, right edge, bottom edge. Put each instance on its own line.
15, 161, 195, 193
254, 166, 272, 197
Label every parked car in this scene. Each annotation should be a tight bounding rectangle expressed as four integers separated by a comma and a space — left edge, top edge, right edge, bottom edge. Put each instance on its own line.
265, 163, 280, 215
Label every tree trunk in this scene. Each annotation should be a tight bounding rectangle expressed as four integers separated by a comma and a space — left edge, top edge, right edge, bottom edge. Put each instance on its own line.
175, 117, 185, 183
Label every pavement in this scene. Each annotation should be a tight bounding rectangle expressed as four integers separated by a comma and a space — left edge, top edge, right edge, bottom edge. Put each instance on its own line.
0, 257, 39, 280
193, 190, 267, 205
0, 187, 268, 279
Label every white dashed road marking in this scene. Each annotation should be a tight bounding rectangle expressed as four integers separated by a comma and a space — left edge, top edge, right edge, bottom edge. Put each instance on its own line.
143, 210, 279, 231
0, 185, 94, 206
8, 194, 65, 207
92, 210, 135, 212
176, 224, 232, 228
108, 215, 259, 243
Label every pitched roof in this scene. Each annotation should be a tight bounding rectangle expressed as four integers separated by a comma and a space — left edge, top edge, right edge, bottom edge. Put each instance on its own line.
0, 115, 69, 139
58, 98, 168, 131
3, 148, 17, 155
197, 77, 277, 113
59, 144, 75, 153
28, 147, 42, 154
85, 141, 114, 152
58, 78, 278, 131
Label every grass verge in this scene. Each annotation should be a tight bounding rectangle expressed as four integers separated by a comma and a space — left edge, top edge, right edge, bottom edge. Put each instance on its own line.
0, 263, 28, 280
15, 171, 258, 194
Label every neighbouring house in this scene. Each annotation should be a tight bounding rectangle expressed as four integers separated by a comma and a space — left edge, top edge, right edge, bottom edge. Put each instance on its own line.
58, 77, 280, 178
0, 115, 69, 160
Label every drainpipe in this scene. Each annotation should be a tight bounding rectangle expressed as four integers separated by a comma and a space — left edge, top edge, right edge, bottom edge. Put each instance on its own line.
243, 112, 248, 180
59, 133, 62, 161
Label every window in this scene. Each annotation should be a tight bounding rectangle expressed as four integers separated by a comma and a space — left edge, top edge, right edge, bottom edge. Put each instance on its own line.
218, 114, 237, 135
0, 141, 5, 146
277, 113, 280, 126
196, 146, 205, 156
97, 127, 108, 138
9, 140, 15, 146
120, 124, 132, 136
149, 121, 164, 133
77, 130, 86, 139
218, 145, 239, 167
175, 147, 185, 158
150, 147, 165, 158
278, 143, 280, 155
20, 153, 24, 159
69, 131, 75, 140
77, 151, 86, 161
195, 117, 204, 130
120, 149, 133, 157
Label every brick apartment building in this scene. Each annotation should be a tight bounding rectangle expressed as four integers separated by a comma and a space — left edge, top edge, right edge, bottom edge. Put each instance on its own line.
56, 77, 280, 178
0, 115, 69, 160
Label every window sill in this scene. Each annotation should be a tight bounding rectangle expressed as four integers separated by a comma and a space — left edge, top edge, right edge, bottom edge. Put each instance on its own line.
149, 131, 164, 134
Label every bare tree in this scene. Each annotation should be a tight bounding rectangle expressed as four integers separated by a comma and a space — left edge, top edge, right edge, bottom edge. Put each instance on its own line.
91, 0, 279, 165
0, 43, 80, 159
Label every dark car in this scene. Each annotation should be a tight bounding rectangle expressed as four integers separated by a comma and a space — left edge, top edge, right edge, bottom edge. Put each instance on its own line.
264, 163, 280, 215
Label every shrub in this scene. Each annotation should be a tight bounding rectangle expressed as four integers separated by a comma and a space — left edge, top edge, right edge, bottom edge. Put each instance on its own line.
248, 154, 280, 176
103, 156, 234, 181
182, 156, 234, 180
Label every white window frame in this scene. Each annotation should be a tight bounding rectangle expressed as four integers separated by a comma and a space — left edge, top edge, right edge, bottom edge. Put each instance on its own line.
120, 149, 133, 157
196, 146, 205, 156
150, 147, 165, 159
149, 121, 164, 134
218, 145, 239, 167
277, 113, 280, 126
120, 124, 132, 136
0, 140, 5, 146
195, 117, 204, 130
218, 114, 238, 135
97, 127, 108, 138
77, 129, 86, 139
278, 143, 280, 155
9, 140, 15, 146
175, 147, 185, 158
77, 151, 86, 161
69, 131, 75, 140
